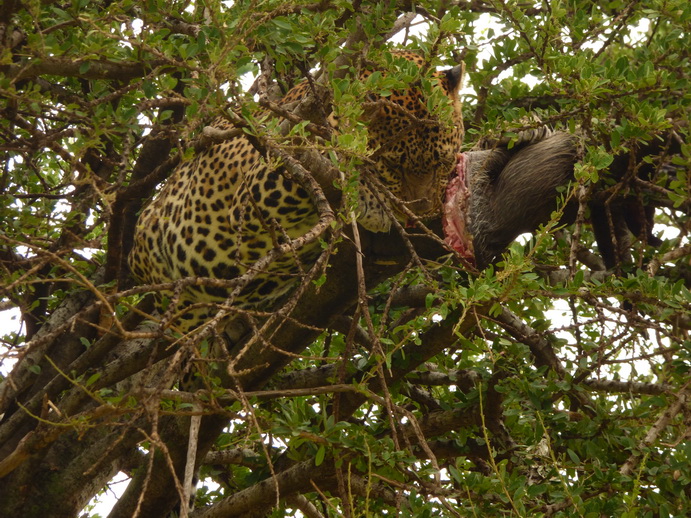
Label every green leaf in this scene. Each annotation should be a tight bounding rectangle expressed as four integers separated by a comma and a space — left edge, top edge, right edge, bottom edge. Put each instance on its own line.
85, 372, 101, 387
315, 445, 325, 466
567, 448, 581, 464
271, 17, 293, 30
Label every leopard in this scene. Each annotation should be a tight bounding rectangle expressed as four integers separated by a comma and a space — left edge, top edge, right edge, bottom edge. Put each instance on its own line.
128, 50, 464, 333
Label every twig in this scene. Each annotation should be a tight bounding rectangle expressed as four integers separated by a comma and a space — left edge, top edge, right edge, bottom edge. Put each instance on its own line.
285, 494, 325, 518
647, 243, 691, 276
620, 384, 690, 477
181, 411, 202, 518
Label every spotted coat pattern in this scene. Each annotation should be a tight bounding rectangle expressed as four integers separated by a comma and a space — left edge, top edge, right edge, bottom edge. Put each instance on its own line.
128, 51, 464, 331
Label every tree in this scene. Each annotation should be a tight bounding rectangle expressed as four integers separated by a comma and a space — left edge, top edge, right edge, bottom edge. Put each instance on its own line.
1, 1, 690, 516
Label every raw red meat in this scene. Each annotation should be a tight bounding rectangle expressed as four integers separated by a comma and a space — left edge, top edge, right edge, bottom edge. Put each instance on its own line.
442, 153, 475, 264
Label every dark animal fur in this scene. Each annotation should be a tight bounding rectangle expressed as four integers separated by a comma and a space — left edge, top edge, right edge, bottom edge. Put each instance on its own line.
466, 132, 577, 268
464, 131, 675, 269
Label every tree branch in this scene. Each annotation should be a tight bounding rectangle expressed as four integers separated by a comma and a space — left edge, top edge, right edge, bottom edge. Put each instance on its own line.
8, 58, 169, 82
619, 385, 690, 476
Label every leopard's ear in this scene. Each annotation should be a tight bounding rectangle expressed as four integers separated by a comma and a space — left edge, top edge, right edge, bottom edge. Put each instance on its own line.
444, 63, 465, 93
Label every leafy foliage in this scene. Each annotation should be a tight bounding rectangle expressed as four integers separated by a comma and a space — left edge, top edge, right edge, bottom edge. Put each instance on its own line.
1, 1, 690, 517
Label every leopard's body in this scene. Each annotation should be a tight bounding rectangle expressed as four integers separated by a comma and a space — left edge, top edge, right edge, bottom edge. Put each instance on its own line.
128, 51, 464, 331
